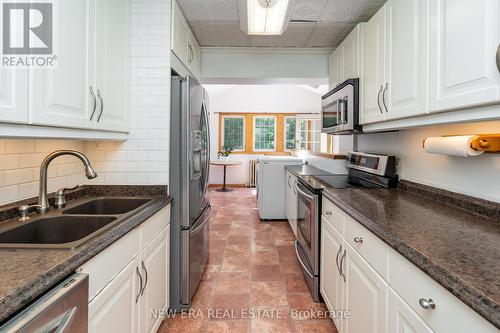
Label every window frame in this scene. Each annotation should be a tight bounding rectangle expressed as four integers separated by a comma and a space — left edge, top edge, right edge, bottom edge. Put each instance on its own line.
283, 116, 297, 152
221, 115, 246, 152
252, 115, 277, 152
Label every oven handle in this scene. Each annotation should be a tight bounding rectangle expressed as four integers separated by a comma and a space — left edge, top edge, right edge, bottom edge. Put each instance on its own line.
295, 240, 314, 279
295, 182, 314, 201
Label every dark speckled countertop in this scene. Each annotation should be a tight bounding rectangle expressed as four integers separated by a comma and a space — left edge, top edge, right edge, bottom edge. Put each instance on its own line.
322, 181, 500, 329
0, 185, 172, 324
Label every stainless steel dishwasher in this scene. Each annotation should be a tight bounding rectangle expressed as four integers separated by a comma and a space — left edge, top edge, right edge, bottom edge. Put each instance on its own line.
0, 273, 88, 333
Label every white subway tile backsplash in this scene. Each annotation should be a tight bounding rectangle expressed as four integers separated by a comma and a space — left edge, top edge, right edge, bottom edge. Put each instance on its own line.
4, 169, 34, 186
0, 155, 19, 170
4, 140, 35, 154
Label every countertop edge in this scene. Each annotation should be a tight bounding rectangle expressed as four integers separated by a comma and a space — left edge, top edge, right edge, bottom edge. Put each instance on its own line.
321, 190, 500, 329
0, 196, 172, 324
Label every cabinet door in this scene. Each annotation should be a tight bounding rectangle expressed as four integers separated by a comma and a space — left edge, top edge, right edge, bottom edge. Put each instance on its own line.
94, 0, 130, 132
139, 227, 168, 333
342, 25, 360, 81
343, 244, 388, 333
388, 289, 434, 333
30, 0, 92, 129
89, 259, 140, 333
386, 0, 429, 120
0, 69, 29, 124
320, 217, 344, 332
329, 48, 343, 90
188, 32, 201, 79
360, 6, 387, 124
171, 0, 189, 63
429, 0, 500, 112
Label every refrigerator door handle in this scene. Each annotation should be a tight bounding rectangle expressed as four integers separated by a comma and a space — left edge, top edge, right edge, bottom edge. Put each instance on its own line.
202, 101, 211, 195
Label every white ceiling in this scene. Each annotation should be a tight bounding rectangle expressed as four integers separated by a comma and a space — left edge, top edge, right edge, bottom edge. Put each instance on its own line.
177, 0, 386, 48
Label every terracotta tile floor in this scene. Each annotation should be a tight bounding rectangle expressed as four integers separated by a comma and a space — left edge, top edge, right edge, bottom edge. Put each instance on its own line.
159, 188, 338, 333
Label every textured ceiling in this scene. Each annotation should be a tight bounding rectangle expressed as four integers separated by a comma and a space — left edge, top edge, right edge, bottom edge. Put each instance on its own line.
177, 0, 386, 47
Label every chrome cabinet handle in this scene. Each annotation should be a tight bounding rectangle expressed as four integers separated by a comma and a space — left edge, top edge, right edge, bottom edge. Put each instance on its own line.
419, 298, 436, 310
89, 86, 97, 121
354, 236, 363, 244
340, 249, 347, 282
377, 85, 384, 114
293, 180, 297, 194
382, 82, 389, 113
325, 210, 332, 216
335, 245, 343, 276
288, 175, 291, 189
140, 261, 148, 296
496, 44, 500, 73
97, 89, 104, 122
135, 267, 143, 303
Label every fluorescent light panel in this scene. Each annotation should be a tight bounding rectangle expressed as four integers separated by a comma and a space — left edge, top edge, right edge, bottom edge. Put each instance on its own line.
247, 0, 291, 35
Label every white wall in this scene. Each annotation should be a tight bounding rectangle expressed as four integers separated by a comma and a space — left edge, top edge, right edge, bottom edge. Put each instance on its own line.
85, 0, 171, 186
356, 120, 500, 203
206, 84, 333, 185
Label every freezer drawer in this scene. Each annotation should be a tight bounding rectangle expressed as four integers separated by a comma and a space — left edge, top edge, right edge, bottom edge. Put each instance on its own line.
181, 204, 210, 305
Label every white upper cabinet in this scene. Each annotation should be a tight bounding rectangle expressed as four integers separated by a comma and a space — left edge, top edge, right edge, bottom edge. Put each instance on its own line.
329, 47, 343, 90
342, 25, 361, 80
360, 6, 387, 124
94, 0, 130, 132
0, 69, 29, 124
429, 0, 500, 112
171, 0, 201, 79
385, 0, 429, 120
30, 0, 91, 129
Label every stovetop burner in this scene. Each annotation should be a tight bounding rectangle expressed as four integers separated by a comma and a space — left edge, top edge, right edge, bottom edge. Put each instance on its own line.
299, 174, 382, 193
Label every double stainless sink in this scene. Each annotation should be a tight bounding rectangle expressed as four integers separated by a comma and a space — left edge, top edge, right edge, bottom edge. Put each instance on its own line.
0, 198, 153, 250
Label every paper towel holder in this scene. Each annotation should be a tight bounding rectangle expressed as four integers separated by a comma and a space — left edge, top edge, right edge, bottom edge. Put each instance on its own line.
423, 134, 500, 153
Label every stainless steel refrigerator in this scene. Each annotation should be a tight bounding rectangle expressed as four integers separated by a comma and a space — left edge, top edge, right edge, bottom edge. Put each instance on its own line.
170, 74, 210, 310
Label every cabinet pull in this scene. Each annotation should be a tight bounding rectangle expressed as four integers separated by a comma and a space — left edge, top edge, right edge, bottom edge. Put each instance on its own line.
97, 89, 104, 122
339, 249, 347, 282
135, 267, 143, 303
325, 210, 332, 216
377, 85, 384, 114
354, 236, 363, 244
496, 43, 500, 74
419, 298, 436, 310
287, 175, 291, 189
89, 86, 97, 121
140, 261, 148, 296
293, 180, 297, 194
335, 245, 343, 276
382, 82, 389, 113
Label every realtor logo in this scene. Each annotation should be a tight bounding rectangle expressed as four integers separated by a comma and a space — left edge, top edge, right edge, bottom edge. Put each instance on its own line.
2, 1, 56, 67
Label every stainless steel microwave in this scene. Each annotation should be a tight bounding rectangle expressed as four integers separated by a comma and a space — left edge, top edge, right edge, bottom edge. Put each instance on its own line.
321, 78, 361, 134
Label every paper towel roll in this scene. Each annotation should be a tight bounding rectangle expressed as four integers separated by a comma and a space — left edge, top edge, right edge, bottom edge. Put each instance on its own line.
423, 136, 484, 157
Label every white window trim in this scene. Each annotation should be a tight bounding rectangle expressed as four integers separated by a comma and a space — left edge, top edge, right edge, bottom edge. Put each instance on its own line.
253, 115, 277, 152
283, 116, 296, 151
221, 115, 246, 152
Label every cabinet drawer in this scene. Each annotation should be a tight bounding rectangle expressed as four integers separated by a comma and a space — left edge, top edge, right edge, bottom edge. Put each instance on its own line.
322, 198, 345, 235
388, 249, 498, 333
140, 205, 170, 249
344, 214, 389, 280
79, 228, 140, 301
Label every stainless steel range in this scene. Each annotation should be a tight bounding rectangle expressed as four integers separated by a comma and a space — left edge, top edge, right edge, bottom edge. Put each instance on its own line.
295, 152, 398, 302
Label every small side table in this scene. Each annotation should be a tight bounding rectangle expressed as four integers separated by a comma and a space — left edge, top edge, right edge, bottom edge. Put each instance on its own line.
210, 160, 242, 192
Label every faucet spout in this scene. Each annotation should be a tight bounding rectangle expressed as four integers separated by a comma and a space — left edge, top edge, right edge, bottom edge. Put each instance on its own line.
38, 150, 98, 214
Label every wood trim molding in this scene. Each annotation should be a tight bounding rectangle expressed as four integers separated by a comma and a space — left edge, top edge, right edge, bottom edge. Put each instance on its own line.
308, 152, 347, 160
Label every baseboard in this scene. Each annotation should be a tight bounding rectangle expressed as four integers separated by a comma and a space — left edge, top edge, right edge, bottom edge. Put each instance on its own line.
209, 184, 248, 188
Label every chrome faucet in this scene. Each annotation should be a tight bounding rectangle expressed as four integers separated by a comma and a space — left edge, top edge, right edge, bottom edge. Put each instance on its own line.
37, 150, 97, 214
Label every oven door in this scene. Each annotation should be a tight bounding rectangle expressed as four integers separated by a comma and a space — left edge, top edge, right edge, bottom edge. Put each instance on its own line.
295, 181, 319, 276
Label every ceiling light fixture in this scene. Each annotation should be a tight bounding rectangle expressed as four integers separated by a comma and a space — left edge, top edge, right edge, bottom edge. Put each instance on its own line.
241, 0, 293, 36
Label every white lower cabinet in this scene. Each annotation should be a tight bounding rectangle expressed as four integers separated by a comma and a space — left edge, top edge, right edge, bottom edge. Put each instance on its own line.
343, 244, 388, 333
389, 289, 434, 333
320, 216, 344, 331
285, 171, 298, 237
320, 198, 497, 333
83, 205, 170, 333
88, 259, 140, 333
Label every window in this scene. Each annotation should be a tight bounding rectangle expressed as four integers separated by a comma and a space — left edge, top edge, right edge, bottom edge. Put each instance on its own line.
284, 117, 296, 151
222, 116, 245, 151
297, 118, 322, 151
253, 116, 276, 151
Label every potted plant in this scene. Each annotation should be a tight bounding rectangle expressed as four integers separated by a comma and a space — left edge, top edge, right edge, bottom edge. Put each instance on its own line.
217, 144, 233, 161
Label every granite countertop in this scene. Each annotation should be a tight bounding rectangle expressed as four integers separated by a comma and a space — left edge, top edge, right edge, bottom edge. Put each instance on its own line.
322, 181, 500, 329
285, 164, 332, 176
0, 185, 172, 324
